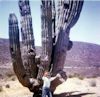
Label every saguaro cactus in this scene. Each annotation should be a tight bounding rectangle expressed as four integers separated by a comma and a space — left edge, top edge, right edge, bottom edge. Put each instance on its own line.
9, 0, 84, 96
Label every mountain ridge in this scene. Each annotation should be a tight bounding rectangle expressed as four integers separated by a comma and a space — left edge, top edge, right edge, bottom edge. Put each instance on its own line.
0, 38, 100, 76
0, 38, 100, 67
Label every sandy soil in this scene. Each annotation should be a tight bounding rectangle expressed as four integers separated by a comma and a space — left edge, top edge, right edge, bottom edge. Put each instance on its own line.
54, 77, 100, 97
0, 77, 100, 97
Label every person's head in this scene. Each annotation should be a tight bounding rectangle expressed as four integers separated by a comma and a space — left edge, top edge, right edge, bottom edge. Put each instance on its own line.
44, 71, 51, 78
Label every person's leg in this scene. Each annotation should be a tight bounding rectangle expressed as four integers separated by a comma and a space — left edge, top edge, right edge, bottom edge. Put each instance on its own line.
48, 91, 52, 97
47, 88, 52, 97
42, 87, 47, 97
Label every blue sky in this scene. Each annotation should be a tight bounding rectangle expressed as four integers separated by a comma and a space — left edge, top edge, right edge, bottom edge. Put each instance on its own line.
0, 1, 100, 46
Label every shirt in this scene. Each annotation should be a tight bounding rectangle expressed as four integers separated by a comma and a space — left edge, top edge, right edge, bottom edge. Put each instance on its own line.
42, 76, 56, 88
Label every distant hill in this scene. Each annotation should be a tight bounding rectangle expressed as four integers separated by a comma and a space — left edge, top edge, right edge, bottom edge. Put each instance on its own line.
0, 38, 100, 76
64, 42, 100, 77
65, 41, 100, 67
0, 38, 11, 66
0, 38, 41, 66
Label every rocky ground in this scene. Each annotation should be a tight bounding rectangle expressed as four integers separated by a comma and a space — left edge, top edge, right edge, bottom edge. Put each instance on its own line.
0, 75, 100, 97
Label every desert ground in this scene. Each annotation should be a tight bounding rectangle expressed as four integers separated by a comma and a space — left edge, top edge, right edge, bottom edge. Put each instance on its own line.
0, 75, 100, 97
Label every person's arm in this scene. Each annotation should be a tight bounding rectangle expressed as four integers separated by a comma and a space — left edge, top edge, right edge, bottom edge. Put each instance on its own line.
50, 76, 57, 81
50, 74, 61, 81
42, 76, 45, 80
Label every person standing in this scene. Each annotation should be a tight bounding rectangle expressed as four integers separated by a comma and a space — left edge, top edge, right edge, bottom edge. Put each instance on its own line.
42, 71, 60, 97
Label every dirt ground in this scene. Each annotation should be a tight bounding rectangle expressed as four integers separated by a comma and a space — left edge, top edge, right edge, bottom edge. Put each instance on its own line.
0, 77, 100, 97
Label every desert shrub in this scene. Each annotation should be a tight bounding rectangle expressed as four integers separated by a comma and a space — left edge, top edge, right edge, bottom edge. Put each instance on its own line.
5, 84, 10, 88
74, 73, 79, 77
11, 77, 16, 81
78, 75, 84, 80
68, 74, 74, 78
6, 73, 15, 78
92, 75, 98, 78
86, 76, 92, 79
89, 80, 96, 87
0, 86, 3, 92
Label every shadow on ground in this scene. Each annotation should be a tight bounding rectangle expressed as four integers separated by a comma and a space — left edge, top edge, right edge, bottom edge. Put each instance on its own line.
53, 91, 95, 97
33, 91, 95, 97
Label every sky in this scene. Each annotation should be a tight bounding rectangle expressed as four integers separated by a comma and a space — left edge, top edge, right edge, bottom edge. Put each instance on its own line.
0, 0, 100, 46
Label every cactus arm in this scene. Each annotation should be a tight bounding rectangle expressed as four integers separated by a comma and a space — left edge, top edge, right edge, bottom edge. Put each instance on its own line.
51, 0, 84, 92
18, 0, 37, 79
63, 0, 84, 30
41, 0, 53, 71
18, 0, 41, 92
37, 0, 56, 81
9, 13, 31, 87
9, 0, 41, 93
36, 0, 53, 81
53, 0, 84, 75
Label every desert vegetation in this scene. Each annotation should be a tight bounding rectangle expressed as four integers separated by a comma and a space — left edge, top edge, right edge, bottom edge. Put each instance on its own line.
89, 80, 96, 87
0, 85, 3, 92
